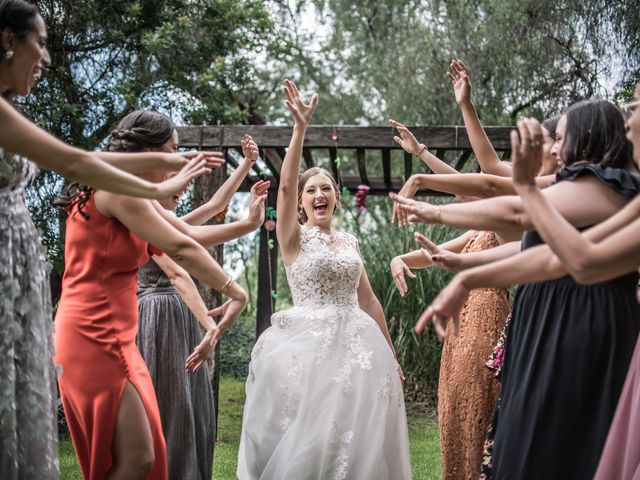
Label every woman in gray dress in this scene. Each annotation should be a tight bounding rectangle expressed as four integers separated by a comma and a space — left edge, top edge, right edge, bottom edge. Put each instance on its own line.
104, 109, 266, 479
0, 2, 223, 477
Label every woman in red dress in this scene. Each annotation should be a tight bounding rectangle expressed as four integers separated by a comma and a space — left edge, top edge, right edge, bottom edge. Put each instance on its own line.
55, 112, 261, 479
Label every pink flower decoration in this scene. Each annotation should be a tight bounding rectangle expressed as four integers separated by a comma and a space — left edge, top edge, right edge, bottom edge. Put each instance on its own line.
264, 219, 276, 231
355, 184, 370, 212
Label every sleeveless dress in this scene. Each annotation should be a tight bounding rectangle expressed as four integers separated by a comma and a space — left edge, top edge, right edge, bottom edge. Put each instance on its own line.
437, 231, 510, 480
55, 193, 168, 480
137, 260, 215, 480
0, 148, 58, 479
237, 225, 412, 480
491, 164, 640, 479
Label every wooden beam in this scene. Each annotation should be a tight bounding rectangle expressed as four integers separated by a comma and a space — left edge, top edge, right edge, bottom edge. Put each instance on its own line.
261, 148, 283, 181
501, 150, 512, 161
256, 190, 278, 338
177, 125, 512, 150
453, 149, 473, 171
404, 151, 412, 181
435, 148, 446, 160
356, 148, 368, 185
382, 148, 391, 188
329, 147, 341, 184
302, 147, 314, 169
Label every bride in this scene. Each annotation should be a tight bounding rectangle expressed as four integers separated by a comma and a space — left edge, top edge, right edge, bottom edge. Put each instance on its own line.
237, 80, 412, 479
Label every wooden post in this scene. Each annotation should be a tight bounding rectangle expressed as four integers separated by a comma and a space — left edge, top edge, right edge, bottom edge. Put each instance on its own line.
256, 188, 279, 338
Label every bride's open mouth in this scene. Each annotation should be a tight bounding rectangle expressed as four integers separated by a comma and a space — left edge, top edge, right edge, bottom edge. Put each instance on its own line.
313, 202, 328, 214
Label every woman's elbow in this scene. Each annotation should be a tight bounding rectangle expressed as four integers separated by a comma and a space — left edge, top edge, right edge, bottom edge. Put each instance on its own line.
164, 239, 200, 263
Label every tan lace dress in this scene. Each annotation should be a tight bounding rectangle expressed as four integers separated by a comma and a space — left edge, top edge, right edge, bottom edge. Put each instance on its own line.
438, 231, 510, 480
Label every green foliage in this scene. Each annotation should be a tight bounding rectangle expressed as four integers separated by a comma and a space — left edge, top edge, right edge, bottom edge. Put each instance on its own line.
219, 312, 255, 378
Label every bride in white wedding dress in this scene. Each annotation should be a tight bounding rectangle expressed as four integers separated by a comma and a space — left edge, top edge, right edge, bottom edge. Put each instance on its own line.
237, 80, 412, 480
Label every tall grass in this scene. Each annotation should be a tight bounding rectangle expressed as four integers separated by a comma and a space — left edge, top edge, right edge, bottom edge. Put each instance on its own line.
339, 198, 460, 402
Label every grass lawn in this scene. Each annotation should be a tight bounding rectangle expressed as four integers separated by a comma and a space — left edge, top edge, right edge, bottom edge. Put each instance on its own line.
60, 377, 441, 479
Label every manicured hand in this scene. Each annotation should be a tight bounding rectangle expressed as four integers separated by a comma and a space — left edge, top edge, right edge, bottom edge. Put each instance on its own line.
414, 232, 463, 271
415, 275, 470, 340
166, 150, 225, 171
389, 192, 440, 227
392, 175, 421, 225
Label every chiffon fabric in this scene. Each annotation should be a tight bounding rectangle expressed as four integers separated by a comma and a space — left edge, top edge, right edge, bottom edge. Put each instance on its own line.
237, 225, 412, 480
55, 193, 167, 479
491, 163, 640, 479
137, 260, 215, 480
0, 149, 58, 479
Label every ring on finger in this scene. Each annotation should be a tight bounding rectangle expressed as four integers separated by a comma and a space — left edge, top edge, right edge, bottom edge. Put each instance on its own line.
530, 140, 541, 147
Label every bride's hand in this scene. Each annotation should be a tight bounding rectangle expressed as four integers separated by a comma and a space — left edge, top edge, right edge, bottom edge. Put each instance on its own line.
283, 79, 318, 129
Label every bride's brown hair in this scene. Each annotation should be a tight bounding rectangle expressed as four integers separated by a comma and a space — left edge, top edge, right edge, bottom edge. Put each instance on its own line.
297, 167, 341, 223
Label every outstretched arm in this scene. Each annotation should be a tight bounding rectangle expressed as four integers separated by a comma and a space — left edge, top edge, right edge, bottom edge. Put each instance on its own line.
391, 176, 629, 238
0, 97, 209, 199
276, 80, 319, 264
448, 59, 511, 177
399, 172, 554, 200
181, 136, 265, 226
96, 150, 224, 174
511, 117, 640, 283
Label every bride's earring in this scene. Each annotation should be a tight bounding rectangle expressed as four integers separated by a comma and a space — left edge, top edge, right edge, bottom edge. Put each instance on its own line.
5, 50, 14, 60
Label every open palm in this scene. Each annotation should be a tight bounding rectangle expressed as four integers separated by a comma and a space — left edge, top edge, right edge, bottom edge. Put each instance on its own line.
447, 59, 471, 106
284, 79, 318, 128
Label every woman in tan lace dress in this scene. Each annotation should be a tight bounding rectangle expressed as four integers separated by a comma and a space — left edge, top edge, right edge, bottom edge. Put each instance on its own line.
392, 230, 510, 479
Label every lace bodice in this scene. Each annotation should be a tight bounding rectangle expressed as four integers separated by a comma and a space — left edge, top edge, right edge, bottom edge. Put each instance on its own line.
0, 148, 38, 194
285, 225, 362, 308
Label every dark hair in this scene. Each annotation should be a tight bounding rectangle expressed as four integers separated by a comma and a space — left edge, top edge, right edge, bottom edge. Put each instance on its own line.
54, 110, 176, 218
542, 115, 560, 141
562, 100, 636, 172
0, 0, 40, 100
107, 110, 176, 152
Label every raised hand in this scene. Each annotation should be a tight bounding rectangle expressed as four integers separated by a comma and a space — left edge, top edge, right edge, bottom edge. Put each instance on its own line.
283, 79, 318, 128
414, 232, 463, 271
511, 118, 545, 188
156, 155, 210, 198
389, 193, 440, 227
389, 119, 423, 155
241, 134, 259, 163
447, 59, 471, 107
414, 275, 470, 340
390, 256, 417, 297
247, 189, 267, 228
184, 300, 232, 373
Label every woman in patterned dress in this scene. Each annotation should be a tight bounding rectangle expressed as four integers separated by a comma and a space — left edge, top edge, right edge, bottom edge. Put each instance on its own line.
0, 2, 218, 478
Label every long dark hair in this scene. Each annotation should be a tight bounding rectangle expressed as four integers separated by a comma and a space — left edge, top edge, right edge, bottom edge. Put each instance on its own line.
54, 110, 176, 218
562, 100, 636, 172
0, 0, 40, 100
542, 115, 560, 140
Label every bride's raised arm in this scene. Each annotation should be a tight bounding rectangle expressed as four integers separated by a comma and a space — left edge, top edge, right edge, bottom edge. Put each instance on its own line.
276, 79, 318, 265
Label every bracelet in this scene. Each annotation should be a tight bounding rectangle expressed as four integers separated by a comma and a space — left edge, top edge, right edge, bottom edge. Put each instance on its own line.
220, 275, 233, 295
415, 144, 427, 156
433, 205, 442, 223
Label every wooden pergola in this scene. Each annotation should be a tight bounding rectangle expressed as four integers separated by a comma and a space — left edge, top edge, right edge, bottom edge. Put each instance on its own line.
177, 125, 512, 337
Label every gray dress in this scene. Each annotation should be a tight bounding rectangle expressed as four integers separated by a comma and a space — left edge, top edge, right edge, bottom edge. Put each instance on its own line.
0, 149, 58, 479
136, 259, 215, 480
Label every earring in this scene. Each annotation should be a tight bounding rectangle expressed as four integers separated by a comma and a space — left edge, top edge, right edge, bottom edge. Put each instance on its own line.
5, 50, 13, 60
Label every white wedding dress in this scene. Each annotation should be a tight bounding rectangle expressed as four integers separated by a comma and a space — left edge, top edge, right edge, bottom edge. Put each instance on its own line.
237, 225, 412, 480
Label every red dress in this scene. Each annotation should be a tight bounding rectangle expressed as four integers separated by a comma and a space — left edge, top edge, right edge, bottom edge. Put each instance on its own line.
55, 192, 167, 480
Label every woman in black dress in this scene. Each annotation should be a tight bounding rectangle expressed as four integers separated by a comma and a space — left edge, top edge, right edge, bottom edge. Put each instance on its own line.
392, 100, 640, 479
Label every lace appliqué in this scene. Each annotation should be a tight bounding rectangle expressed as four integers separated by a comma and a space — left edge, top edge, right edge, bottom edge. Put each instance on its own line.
280, 350, 304, 431
329, 421, 354, 480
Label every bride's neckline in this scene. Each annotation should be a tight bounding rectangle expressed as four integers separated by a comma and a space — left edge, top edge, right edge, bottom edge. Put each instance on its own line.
304, 224, 337, 238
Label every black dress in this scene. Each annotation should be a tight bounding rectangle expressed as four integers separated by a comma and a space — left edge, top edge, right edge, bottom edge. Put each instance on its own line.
136, 260, 216, 480
492, 164, 640, 479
